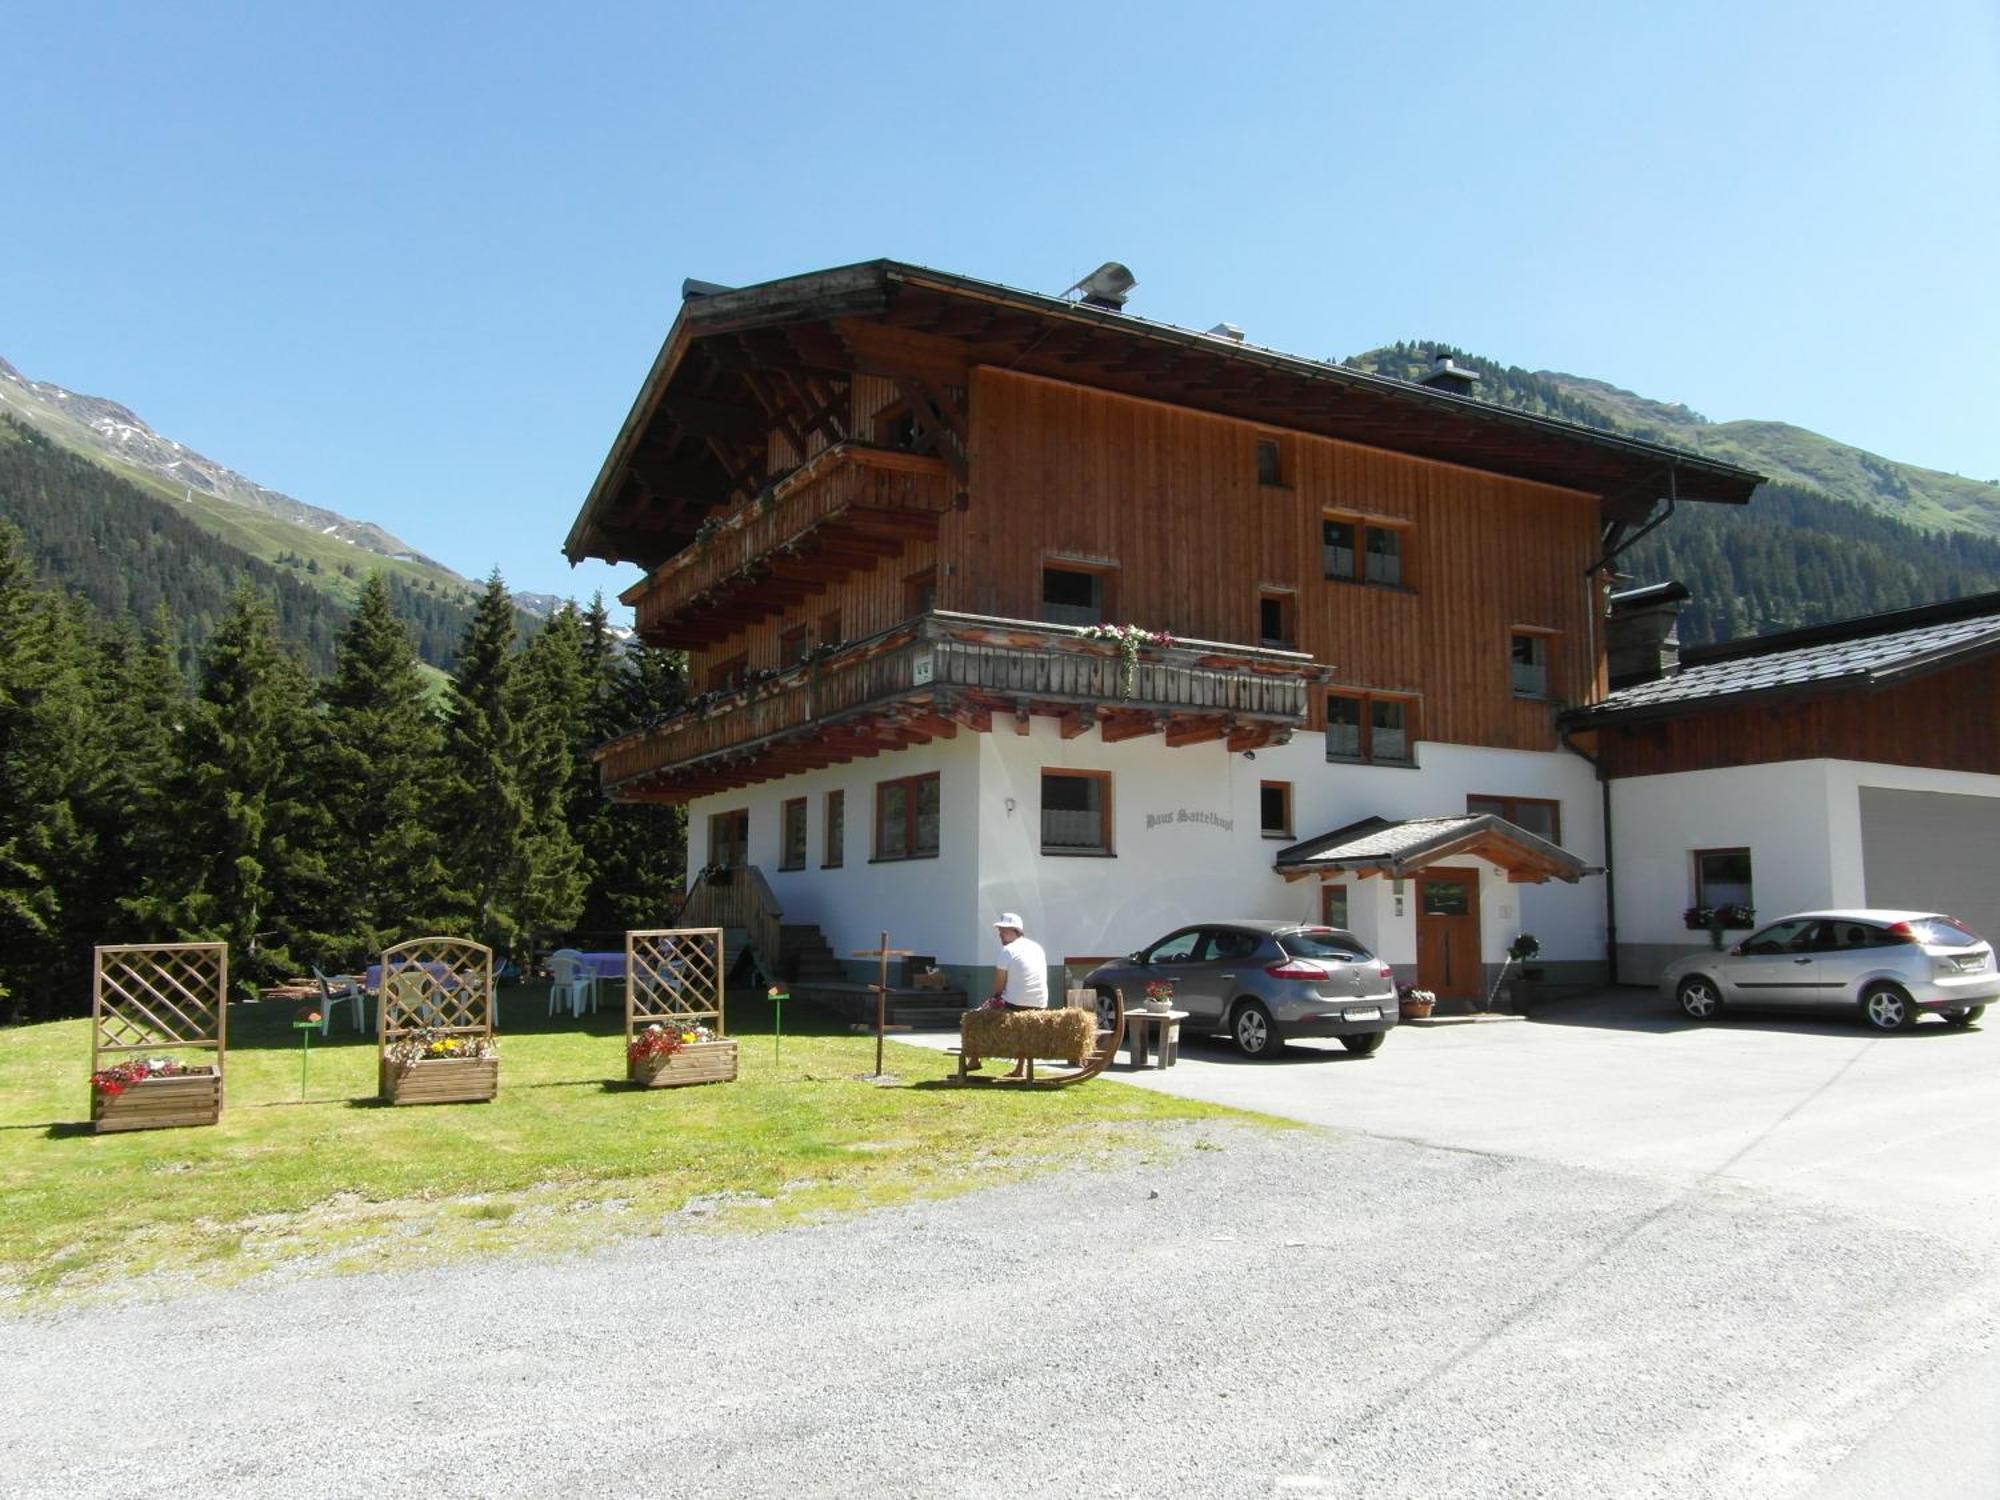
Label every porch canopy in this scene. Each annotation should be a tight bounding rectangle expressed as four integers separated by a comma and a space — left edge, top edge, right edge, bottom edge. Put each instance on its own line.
1273, 814, 1586, 885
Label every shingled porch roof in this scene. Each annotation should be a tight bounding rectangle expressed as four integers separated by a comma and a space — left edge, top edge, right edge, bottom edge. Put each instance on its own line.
1273, 814, 1587, 884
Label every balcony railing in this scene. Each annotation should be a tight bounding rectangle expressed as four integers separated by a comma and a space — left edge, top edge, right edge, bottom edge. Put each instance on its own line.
624, 444, 953, 647
598, 611, 1328, 799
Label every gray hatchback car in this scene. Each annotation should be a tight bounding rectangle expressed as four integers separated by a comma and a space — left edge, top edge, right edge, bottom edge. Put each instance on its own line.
1660, 909, 1999, 1032
1085, 920, 1399, 1060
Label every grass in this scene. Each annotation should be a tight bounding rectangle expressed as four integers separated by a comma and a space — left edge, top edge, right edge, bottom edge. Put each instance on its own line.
0, 988, 1252, 1309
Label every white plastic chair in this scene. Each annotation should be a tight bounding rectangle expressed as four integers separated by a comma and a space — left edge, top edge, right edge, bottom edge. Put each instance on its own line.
313, 968, 366, 1035
548, 952, 590, 1018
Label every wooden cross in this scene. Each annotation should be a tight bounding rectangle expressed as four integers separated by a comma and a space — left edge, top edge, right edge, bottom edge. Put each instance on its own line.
852, 930, 914, 1079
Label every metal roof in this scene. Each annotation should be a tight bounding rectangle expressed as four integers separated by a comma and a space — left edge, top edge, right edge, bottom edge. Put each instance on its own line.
1272, 813, 1586, 882
1568, 590, 2000, 726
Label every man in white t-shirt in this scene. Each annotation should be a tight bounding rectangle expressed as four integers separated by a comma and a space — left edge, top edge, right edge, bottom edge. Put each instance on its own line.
965, 912, 1049, 1078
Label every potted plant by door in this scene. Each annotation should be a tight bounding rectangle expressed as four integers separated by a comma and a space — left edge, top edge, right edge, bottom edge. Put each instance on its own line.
1398, 986, 1436, 1020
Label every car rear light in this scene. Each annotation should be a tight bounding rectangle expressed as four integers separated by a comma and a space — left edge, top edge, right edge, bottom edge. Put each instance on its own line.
1266, 959, 1331, 981
1888, 921, 1915, 938
1378, 967, 1394, 980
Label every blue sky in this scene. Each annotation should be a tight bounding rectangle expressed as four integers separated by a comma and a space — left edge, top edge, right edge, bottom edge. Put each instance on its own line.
6, 1, 1996, 608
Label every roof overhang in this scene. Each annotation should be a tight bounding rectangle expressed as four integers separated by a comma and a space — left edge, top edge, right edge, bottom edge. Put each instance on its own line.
566, 260, 1765, 570
1274, 814, 1588, 884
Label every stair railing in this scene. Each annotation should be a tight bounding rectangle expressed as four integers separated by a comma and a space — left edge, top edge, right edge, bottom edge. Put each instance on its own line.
674, 865, 785, 984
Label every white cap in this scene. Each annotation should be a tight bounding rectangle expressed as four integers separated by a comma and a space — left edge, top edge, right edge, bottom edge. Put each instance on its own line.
994, 912, 1025, 932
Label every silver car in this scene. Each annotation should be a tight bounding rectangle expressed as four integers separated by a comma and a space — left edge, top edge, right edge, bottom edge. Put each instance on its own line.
1660, 909, 2000, 1033
1085, 920, 1399, 1060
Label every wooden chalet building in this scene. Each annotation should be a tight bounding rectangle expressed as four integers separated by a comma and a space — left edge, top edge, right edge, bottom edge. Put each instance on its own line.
565, 260, 1762, 1004
1568, 587, 2000, 983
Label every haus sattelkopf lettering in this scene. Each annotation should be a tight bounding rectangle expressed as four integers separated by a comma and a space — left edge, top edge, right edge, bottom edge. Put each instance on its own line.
565, 259, 1780, 1005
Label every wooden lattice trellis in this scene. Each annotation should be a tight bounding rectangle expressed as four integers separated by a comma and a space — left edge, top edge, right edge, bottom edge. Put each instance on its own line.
376, 937, 496, 1103
625, 928, 737, 1087
91, 942, 228, 1131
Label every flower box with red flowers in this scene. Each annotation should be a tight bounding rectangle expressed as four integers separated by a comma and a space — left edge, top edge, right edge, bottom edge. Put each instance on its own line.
627, 1022, 737, 1089
90, 1058, 221, 1133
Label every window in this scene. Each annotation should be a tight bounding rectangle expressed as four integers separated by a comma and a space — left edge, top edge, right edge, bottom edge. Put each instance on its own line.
1259, 780, 1293, 839
874, 772, 941, 861
1466, 794, 1562, 845
1693, 848, 1753, 914
1321, 885, 1349, 929
1323, 514, 1411, 589
1512, 631, 1553, 698
1041, 565, 1111, 627
1041, 769, 1112, 855
709, 809, 749, 869
823, 790, 844, 868
780, 797, 808, 870
1255, 437, 1286, 487
876, 401, 918, 450
819, 609, 843, 648
708, 654, 749, 692
1325, 690, 1417, 766
1145, 929, 1204, 963
1258, 591, 1295, 648
779, 624, 810, 665
903, 567, 937, 617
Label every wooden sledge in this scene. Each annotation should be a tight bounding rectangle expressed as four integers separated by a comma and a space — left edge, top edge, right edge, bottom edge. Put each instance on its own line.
951, 988, 1126, 1090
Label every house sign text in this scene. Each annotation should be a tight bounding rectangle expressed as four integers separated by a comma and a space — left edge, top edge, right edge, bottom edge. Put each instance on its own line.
1145, 808, 1235, 833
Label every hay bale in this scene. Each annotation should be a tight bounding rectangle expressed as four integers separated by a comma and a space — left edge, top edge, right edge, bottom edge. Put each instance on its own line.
960, 1005, 1097, 1065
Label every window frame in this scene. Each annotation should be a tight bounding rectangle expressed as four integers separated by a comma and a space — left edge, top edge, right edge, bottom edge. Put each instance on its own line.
903, 567, 938, 617
779, 624, 810, 665
1320, 884, 1350, 929
1511, 627, 1559, 700
779, 796, 808, 871
1255, 433, 1293, 488
1465, 793, 1562, 846
1692, 847, 1754, 917
1323, 512, 1414, 591
1039, 560, 1118, 628
707, 653, 749, 693
1259, 780, 1294, 840
818, 609, 843, 648
1257, 589, 1296, 649
873, 772, 942, 863
1324, 689, 1418, 767
822, 789, 845, 869
1039, 768, 1114, 857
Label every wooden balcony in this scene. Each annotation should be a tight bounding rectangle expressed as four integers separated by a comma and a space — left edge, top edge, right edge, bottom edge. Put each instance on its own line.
623, 444, 955, 648
599, 611, 1332, 803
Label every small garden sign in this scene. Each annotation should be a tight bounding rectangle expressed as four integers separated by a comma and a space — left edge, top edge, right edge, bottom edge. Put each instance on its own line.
90, 942, 228, 1133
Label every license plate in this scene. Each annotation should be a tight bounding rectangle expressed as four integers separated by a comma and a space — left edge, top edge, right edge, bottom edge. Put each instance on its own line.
1343, 1006, 1382, 1023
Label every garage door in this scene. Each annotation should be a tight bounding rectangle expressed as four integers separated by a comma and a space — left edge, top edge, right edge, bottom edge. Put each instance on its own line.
1860, 788, 2000, 943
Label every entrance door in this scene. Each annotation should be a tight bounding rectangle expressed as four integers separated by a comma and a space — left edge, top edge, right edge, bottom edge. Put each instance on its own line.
1416, 867, 1482, 1000
709, 809, 750, 869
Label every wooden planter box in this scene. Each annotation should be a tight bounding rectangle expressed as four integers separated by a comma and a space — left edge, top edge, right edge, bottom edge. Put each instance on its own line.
92, 1069, 221, 1133
629, 1039, 739, 1089
382, 1056, 498, 1105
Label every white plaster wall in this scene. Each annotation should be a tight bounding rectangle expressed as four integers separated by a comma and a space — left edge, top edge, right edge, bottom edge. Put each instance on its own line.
687, 729, 1609, 975
1609, 761, 1838, 966
684, 735, 984, 969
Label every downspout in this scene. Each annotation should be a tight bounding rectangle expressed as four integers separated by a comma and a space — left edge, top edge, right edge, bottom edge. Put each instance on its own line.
1560, 725, 1618, 986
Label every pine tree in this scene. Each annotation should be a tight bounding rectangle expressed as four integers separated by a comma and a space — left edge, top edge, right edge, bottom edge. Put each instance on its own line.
511, 603, 588, 947
317, 573, 452, 962
135, 586, 327, 987
434, 573, 532, 954
578, 635, 689, 934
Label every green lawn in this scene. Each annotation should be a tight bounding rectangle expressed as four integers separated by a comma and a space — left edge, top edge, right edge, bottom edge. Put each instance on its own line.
0, 988, 1251, 1307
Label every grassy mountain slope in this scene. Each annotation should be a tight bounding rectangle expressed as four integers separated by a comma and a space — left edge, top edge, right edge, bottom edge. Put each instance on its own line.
1342, 343, 2000, 642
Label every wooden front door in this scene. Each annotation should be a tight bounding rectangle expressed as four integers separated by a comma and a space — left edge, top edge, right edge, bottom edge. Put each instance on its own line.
1416, 867, 1482, 1000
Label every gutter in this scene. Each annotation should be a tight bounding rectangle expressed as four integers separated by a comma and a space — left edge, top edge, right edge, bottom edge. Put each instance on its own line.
1559, 723, 1619, 987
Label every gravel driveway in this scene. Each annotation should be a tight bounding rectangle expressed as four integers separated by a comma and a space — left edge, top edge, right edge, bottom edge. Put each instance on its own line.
5, 1099, 1994, 1499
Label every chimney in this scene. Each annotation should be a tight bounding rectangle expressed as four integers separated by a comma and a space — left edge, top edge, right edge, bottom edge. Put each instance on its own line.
1419, 353, 1480, 397
1606, 581, 1691, 688
1207, 322, 1246, 343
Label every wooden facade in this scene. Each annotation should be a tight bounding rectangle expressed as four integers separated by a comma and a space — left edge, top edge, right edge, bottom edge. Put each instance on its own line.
1586, 655, 2000, 779
567, 262, 1760, 803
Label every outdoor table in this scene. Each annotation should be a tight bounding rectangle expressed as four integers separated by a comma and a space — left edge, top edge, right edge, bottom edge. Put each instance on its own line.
1124, 1008, 1187, 1070
361, 960, 458, 992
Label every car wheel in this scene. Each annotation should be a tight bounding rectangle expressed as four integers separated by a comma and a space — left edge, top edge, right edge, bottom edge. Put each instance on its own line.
1339, 1030, 1386, 1056
1677, 976, 1724, 1021
1232, 1001, 1281, 1059
1942, 1004, 1986, 1028
1860, 983, 1918, 1033
1095, 988, 1119, 1031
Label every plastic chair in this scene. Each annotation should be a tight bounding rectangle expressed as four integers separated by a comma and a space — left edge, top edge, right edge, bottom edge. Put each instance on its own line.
313, 967, 366, 1035
548, 953, 590, 1018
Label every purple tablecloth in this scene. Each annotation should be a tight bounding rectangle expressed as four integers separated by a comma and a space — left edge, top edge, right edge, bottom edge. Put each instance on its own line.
362, 960, 456, 991
575, 951, 626, 982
